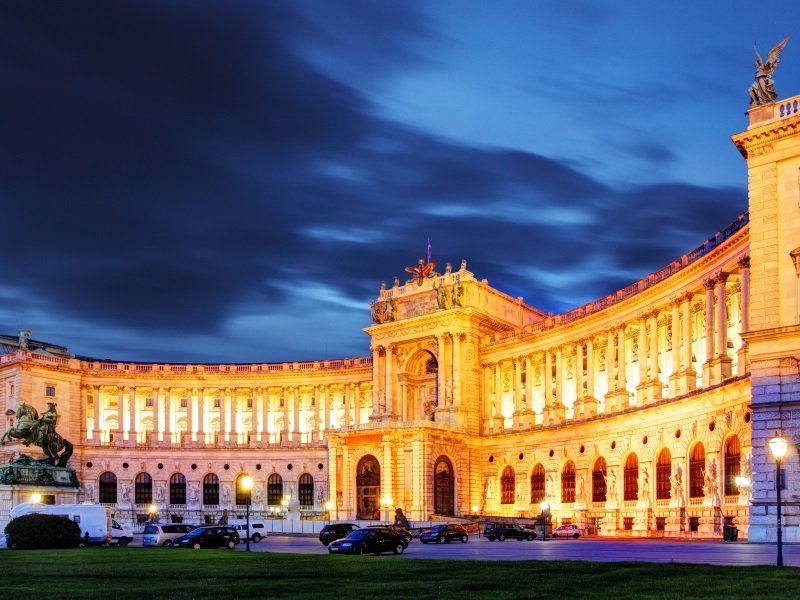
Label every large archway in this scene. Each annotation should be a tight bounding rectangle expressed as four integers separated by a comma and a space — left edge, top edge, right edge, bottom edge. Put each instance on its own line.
356, 455, 381, 520
433, 456, 455, 516
403, 350, 439, 421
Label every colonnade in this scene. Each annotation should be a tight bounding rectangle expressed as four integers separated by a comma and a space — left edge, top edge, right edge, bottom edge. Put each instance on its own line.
482, 258, 749, 433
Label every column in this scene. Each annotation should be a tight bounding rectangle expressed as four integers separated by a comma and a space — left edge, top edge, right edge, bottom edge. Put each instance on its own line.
584, 338, 598, 416
92, 385, 101, 441
437, 335, 446, 411
385, 344, 394, 417
81, 385, 89, 441
185, 388, 193, 446
292, 386, 300, 443
738, 256, 750, 334
197, 388, 205, 445
703, 276, 716, 384
155, 387, 164, 443
311, 386, 320, 441
320, 385, 328, 432
116, 386, 124, 444
638, 317, 648, 386
129, 387, 137, 443
254, 387, 263, 444
452, 333, 462, 410
281, 387, 289, 445
553, 347, 565, 423
164, 388, 172, 446
371, 346, 381, 418
617, 327, 627, 392
523, 355, 534, 426
344, 384, 353, 426
681, 294, 694, 376
513, 357, 523, 427
219, 388, 227, 445
354, 383, 362, 425
573, 342, 585, 419
230, 390, 239, 445
482, 364, 493, 433
493, 362, 504, 431
649, 313, 659, 381
715, 273, 732, 378
382, 442, 393, 514
544, 351, 553, 407
606, 331, 615, 391
669, 300, 682, 396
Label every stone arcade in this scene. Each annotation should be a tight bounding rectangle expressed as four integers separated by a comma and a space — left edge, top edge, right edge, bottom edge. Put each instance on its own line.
2, 90, 800, 543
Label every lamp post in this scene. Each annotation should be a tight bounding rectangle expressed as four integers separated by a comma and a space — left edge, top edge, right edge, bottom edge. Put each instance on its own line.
147, 504, 157, 524
380, 495, 393, 523
768, 433, 788, 567
540, 501, 550, 542
325, 500, 334, 524
31, 493, 42, 504
241, 475, 253, 552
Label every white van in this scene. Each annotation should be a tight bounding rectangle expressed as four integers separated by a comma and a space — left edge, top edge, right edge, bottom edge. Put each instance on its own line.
9, 502, 133, 546
142, 523, 197, 547
230, 520, 267, 543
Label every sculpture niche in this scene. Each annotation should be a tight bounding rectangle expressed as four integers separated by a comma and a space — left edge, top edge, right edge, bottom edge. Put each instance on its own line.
1, 402, 73, 467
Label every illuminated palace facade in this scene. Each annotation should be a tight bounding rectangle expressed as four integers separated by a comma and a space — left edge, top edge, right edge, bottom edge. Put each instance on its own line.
2, 95, 800, 541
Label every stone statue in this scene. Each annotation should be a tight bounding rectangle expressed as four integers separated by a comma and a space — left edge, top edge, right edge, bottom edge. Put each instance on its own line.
1, 402, 73, 467
704, 459, 719, 502
638, 467, 649, 498
18, 329, 31, 350
122, 484, 131, 503
545, 474, 554, 499
575, 474, 585, 502
189, 484, 199, 504
452, 279, 464, 307
385, 297, 395, 322
394, 507, 410, 528
748, 36, 790, 106
484, 476, 495, 501
435, 284, 449, 309
670, 464, 683, 499
405, 258, 437, 286
605, 469, 618, 503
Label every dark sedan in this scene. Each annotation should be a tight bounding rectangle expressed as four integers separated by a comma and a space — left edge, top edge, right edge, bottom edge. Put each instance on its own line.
419, 524, 468, 544
484, 523, 536, 541
365, 524, 413, 543
328, 527, 407, 555
172, 526, 240, 549
319, 523, 360, 546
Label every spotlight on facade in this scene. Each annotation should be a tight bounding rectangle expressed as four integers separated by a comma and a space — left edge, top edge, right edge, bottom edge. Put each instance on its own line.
325, 500, 334, 524
540, 501, 550, 542
380, 494, 393, 523
735, 475, 751, 489
147, 504, 157, 523
768, 433, 788, 567
31, 493, 42, 504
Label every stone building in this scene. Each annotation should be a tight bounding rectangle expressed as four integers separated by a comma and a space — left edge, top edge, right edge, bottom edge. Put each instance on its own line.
1, 93, 799, 541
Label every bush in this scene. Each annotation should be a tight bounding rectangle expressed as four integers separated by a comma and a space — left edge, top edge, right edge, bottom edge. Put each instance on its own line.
5, 513, 81, 549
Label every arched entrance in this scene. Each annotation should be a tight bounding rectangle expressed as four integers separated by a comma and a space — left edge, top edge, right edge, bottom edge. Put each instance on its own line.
433, 456, 455, 516
356, 455, 380, 520
403, 350, 439, 421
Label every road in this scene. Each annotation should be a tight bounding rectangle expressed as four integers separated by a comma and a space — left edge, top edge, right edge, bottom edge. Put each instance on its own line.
132, 534, 800, 566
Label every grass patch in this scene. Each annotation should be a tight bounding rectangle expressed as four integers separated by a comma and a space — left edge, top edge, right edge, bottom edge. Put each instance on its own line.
1, 548, 796, 599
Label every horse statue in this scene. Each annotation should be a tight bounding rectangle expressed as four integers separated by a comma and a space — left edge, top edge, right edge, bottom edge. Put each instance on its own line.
1, 402, 73, 467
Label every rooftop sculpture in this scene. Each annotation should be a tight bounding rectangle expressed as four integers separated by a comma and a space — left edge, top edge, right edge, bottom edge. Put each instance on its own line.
748, 36, 790, 106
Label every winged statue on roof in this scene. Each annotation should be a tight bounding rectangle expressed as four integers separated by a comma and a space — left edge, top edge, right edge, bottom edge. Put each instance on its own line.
748, 36, 790, 106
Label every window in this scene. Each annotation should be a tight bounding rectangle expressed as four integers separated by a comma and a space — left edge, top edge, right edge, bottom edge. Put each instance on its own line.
267, 473, 283, 506
623, 454, 638, 501
134, 472, 152, 505
689, 443, 705, 498
655, 516, 666, 531
214, 399, 221, 408
298, 473, 314, 508
180, 398, 188, 408
623, 517, 633, 530
170, 473, 187, 505
45, 385, 56, 397
724, 436, 741, 496
530, 464, 545, 504
247, 399, 253, 409
500, 466, 515, 505
592, 458, 607, 503
98, 471, 117, 504
235, 474, 252, 506
561, 461, 575, 504
145, 398, 154, 407
203, 474, 220, 505
656, 448, 671, 500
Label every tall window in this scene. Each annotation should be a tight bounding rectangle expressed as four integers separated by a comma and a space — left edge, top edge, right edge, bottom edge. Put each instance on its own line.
656, 449, 671, 500
500, 466, 515, 505
170, 473, 187, 505
134, 472, 152, 505
561, 461, 576, 504
203, 474, 219, 505
267, 473, 283, 506
592, 458, 607, 503
98, 471, 117, 504
689, 443, 705, 498
235, 474, 252, 506
299, 473, 314, 508
530, 464, 545, 504
623, 454, 638, 501
724, 436, 741, 496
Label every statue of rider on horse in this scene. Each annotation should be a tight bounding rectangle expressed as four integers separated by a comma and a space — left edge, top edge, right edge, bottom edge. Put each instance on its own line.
1, 402, 73, 467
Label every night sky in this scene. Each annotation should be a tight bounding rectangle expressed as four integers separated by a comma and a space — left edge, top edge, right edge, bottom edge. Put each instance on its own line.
1, 2, 798, 363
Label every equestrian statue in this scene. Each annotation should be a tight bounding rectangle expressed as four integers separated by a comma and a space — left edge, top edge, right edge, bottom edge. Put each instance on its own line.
1, 402, 73, 467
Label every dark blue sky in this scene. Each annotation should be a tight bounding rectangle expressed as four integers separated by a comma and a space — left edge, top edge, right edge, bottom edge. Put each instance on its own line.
1, 1, 797, 363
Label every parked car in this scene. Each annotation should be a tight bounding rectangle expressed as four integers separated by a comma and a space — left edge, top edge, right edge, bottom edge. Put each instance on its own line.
552, 524, 581, 539
143, 523, 197, 547
365, 524, 413, 543
319, 523, 360, 546
231, 521, 267, 543
419, 524, 468, 544
328, 527, 407, 555
172, 526, 240, 549
484, 523, 536, 541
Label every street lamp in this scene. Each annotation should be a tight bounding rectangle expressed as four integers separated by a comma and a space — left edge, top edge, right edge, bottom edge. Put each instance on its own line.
380, 494, 393, 523
31, 493, 42, 504
147, 504, 157, 523
241, 475, 253, 552
540, 501, 550, 542
768, 433, 788, 567
325, 500, 334, 524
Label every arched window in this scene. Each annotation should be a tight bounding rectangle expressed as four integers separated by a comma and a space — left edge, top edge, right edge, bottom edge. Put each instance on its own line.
530, 464, 545, 504
592, 458, 607, 503
689, 443, 705, 498
267, 473, 283, 506
656, 449, 671, 500
235, 474, 252, 506
203, 474, 219, 505
623, 454, 638, 501
134, 472, 152, 505
98, 471, 117, 504
561, 461, 576, 504
170, 473, 187, 505
298, 473, 314, 508
724, 436, 741, 496
500, 466, 515, 505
